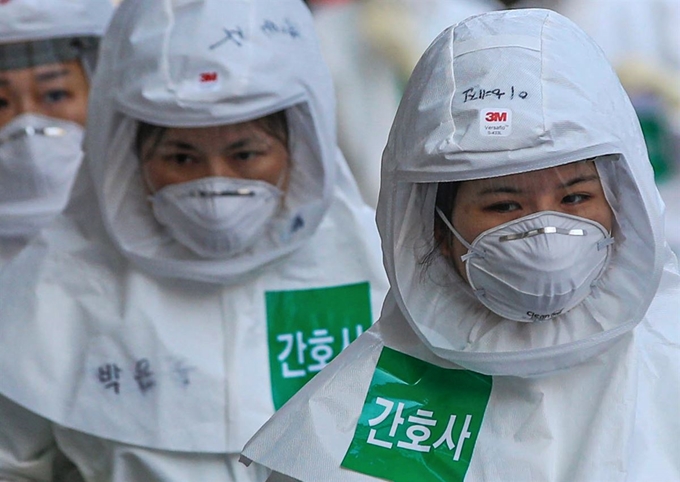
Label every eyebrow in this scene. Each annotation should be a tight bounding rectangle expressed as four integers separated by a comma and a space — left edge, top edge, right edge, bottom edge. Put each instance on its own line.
162, 137, 265, 151
160, 141, 199, 151
477, 185, 522, 196
35, 68, 71, 83
0, 67, 71, 87
476, 173, 600, 196
223, 135, 272, 151
559, 174, 600, 188
224, 139, 251, 150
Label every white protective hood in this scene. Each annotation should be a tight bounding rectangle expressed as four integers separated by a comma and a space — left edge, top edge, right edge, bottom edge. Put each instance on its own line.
0, 0, 113, 43
82, 0, 337, 284
376, 8, 667, 377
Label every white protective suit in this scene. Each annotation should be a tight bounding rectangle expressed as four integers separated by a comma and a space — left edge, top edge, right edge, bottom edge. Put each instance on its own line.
242, 9, 680, 482
0, 0, 388, 481
0, 0, 113, 262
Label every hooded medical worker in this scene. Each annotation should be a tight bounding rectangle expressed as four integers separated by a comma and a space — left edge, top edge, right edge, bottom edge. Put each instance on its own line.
241, 9, 680, 482
0, 0, 387, 480
0, 2, 113, 481
0, 0, 113, 261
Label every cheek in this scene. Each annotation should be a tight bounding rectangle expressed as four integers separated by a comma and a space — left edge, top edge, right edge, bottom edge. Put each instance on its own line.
141, 162, 161, 192
258, 147, 290, 186
60, 66, 90, 126
451, 237, 469, 283
595, 194, 615, 232
0, 111, 14, 129
579, 199, 614, 232
70, 92, 89, 126
0, 94, 24, 126
449, 206, 481, 282
142, 160, 177, 192
51, 92, 89, 127
275, 152, 291, 188
596, 206, 614, 232
452, 205, 488, 245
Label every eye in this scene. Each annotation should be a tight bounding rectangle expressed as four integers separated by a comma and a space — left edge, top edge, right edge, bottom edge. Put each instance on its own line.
164, 153, 197, 166
562, 193, 591, 205
233, 150, 260, 162
43, 89, 70, 104
485, 201, 521, 213
0, 97, 8, 109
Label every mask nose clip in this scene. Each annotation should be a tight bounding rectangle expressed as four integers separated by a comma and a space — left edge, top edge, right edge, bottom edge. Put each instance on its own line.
0, 125, 66, 146
188, 187, 255, 198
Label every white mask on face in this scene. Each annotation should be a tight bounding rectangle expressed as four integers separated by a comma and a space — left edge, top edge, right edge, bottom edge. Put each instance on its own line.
437, 209, 614, 322
0, 114, 84, 238
149, 176, 284, 259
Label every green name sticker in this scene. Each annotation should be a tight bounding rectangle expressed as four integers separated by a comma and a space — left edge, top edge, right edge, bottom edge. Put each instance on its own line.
341, 347, 492, 482
266, 282, 372, 409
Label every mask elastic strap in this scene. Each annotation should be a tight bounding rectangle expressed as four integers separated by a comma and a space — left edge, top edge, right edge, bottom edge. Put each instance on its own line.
597, 236, 615, 251
435, 207, 484, 261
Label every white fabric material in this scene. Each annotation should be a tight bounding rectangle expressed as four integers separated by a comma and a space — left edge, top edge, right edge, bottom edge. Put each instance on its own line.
439, 210, 613, 322
241, 9, 680, 481
54, 428, 271, 482
0, 0, 388, 466
0, 395, 56, 482
0, 393, 271, 482
0, 0, 113, 43
149, 177, 284, 259
0, 114, 84, 239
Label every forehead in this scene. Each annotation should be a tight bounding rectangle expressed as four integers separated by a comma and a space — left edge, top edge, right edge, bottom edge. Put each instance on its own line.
160, 121, 279, 145
0, 59, 86, 86
461, 161, 599, 194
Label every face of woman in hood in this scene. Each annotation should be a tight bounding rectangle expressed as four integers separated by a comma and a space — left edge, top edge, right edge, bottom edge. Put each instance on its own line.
137, 114, 292, 258
139, 118, 290, 192
0, 59, 89, 128
440, 161, 614, 282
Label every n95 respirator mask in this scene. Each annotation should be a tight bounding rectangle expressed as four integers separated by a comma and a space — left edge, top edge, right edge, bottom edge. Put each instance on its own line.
149, 176, 283, 259
0, 114, 84, 238
437, 209, 614, 322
